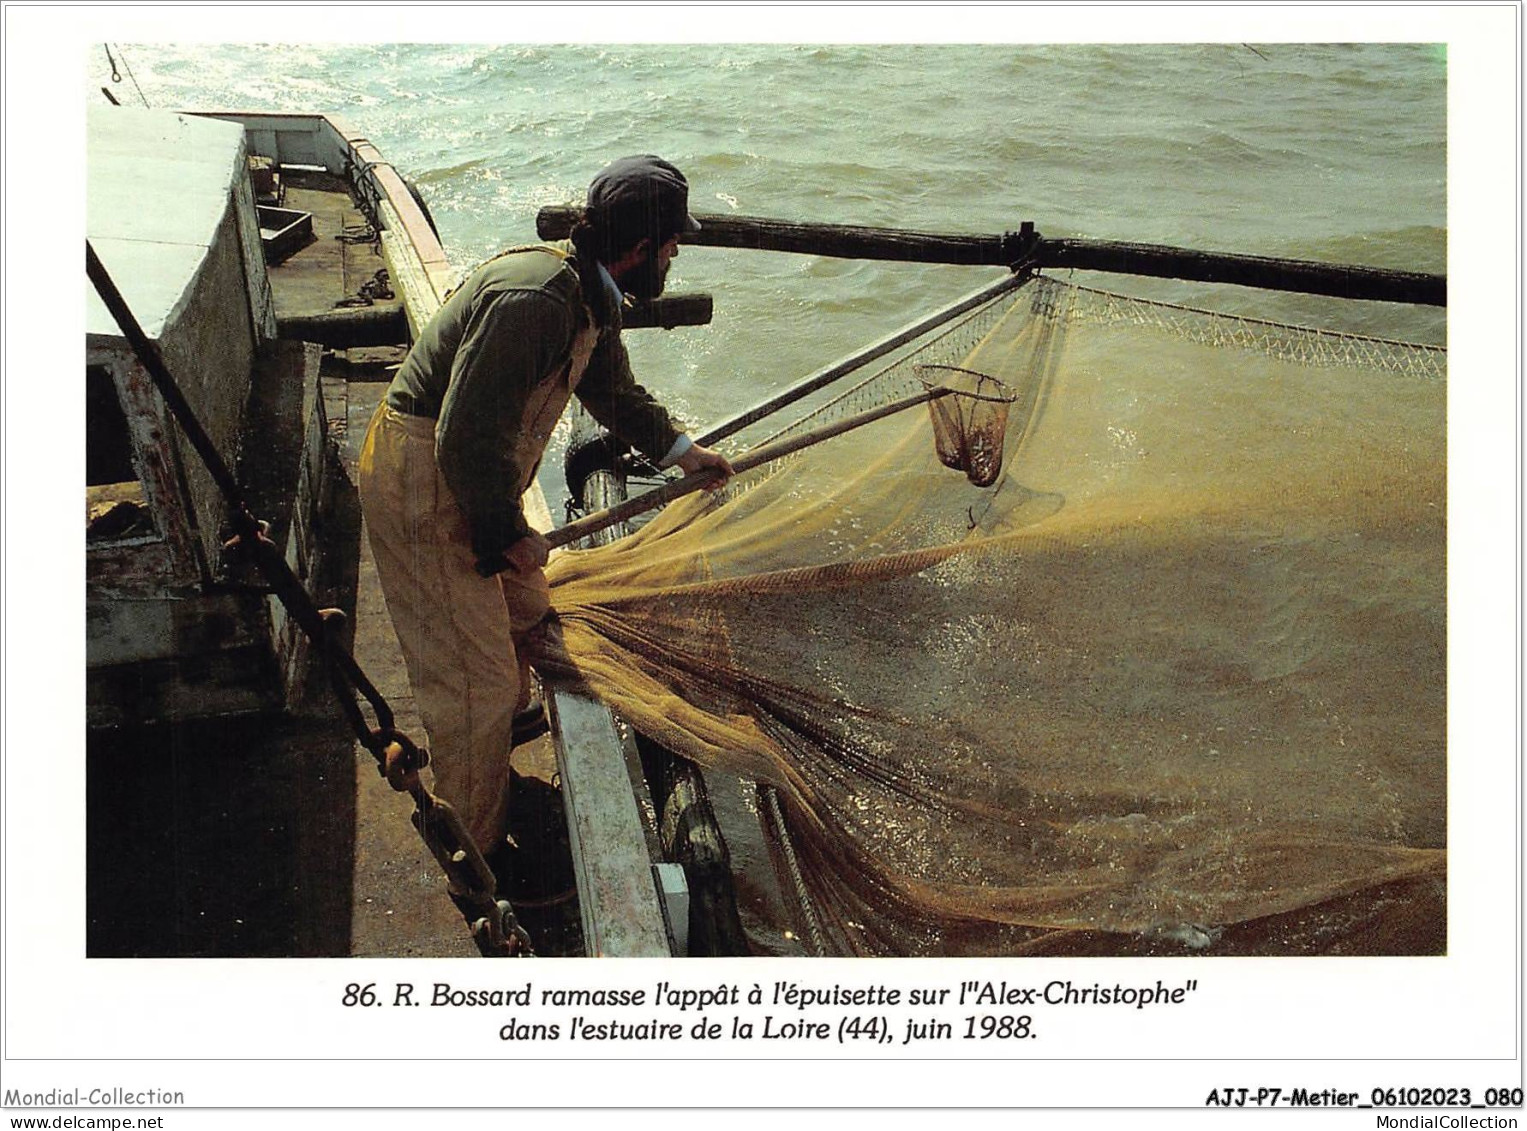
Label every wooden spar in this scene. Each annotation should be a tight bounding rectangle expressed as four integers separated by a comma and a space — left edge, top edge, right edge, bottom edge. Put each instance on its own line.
537, 206, 1447, 306
276, 288, 709, 343
538, 204, 1011, 265
547, 388, 947, 550
1036, 238, 1446, 306
623, 292, 713, 329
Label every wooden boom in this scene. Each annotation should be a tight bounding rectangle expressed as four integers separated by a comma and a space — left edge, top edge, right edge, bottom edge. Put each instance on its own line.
538, 205, 1012, 265
1035, 238, 1445, 306
536, 206, 1445, 306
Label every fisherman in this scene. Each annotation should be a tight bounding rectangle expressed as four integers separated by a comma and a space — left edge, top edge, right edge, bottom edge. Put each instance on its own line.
357, 154, 733, 884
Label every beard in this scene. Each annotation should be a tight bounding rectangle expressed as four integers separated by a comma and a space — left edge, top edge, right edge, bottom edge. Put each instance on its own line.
620, 248, 670, 301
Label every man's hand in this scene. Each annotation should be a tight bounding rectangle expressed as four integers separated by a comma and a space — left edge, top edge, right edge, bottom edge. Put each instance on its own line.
504, 530, 551, 573
676, 443, 735, 491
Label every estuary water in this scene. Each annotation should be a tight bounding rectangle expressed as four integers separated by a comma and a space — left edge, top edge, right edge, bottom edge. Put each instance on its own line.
85, 41, 1450, 955
89, 40, 1446, 504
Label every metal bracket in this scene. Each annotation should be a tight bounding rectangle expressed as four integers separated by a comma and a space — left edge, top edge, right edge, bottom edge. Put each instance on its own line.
1002, 221, 1042, 274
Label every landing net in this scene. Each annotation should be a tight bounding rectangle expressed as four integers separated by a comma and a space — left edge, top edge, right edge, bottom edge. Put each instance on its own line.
536, 274, 1446, 956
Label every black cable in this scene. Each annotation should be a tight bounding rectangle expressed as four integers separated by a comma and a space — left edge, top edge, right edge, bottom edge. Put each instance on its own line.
105, 43, 150, 107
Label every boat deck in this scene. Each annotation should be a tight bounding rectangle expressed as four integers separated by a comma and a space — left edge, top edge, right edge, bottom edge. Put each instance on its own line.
86, 171, 586, 957
266, 170, 406, 327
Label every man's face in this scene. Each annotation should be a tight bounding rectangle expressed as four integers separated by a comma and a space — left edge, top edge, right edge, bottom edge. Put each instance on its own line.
623, 235, 680, 301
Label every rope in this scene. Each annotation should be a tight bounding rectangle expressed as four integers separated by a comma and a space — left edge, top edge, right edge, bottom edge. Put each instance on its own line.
334, 267, 393, 307
104, 44, 150, 108
1061, 277, 1446, 351
336, 223, 379, 246
1052, 277, 1446, 379
86, 240, 532, 957
353, 157, 397, 179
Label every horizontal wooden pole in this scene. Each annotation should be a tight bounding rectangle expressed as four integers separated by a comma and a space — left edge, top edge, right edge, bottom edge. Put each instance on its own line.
536, 206, 1445, 306
277, 295, 710, 346
1035, 238, 1446, 306
623, 292, 713, 329
276, 306, 407, 348
537, 205, 1016, 266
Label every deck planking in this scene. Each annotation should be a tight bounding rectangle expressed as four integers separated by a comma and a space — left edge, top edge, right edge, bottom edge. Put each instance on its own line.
266, 172, 404, 325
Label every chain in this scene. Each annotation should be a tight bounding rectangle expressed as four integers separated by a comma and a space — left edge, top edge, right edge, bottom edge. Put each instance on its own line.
335, 267, 394, 307
103, 44, 150, 108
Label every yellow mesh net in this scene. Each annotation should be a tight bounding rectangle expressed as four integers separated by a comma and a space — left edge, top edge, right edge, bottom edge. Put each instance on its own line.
533, 275, 1446, 956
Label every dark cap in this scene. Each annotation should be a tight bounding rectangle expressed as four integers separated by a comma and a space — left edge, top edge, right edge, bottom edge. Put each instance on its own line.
586, 154, 701, 247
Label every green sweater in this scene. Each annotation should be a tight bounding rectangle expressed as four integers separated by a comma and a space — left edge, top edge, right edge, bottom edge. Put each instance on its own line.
386, 242, 684, 559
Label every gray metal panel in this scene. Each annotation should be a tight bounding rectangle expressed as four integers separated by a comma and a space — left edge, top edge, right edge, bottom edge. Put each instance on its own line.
547, 687, 673, 956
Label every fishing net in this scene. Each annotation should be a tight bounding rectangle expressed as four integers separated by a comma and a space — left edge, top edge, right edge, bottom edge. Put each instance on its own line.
532, 274, 1447, 956
917, 364, 1017, 487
